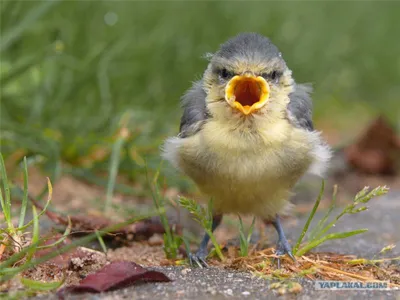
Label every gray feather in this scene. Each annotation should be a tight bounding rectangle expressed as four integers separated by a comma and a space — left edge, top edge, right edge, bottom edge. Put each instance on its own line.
217, 32, 281, 62
287, 84, 314, 131
179, 80, 210, 138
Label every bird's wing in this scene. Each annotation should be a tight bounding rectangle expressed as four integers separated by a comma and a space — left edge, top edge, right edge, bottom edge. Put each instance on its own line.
178, 80, 210, 138
286, 83, 314, 131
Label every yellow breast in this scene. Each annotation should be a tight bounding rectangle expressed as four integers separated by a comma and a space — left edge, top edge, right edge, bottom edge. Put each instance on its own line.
176, 117, 313, 218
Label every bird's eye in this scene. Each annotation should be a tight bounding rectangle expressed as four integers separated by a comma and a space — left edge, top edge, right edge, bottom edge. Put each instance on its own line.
219, 68, 232, 80
261, 71, 280, 83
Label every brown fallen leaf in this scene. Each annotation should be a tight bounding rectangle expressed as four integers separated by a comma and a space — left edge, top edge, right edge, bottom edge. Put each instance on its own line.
345, 116, 400, 175
57, 261, 171, 297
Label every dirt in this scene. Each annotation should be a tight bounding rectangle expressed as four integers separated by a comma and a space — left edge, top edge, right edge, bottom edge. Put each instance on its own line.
3, 147, 400, 299
107, 239, 171, 266
8, 185, 396, 299
28, 247, 108, 287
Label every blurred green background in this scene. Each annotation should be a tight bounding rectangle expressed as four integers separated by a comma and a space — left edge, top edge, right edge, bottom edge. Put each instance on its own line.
1, 0, 399, 193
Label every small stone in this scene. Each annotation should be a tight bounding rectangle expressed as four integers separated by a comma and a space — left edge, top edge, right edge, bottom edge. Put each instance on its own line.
288, 282, 303, 294
181, 268, 191, 275
242, 291, 250, 296
277, 287, 286, 295
206, 287, 217, 295
269, 282, 281, 289
225, 289, 233, 296
148, 234, 163, 246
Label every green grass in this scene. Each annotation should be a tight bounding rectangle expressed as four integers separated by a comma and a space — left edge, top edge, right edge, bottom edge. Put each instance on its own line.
179, 197, 225, 261
1, 0, 399, 192
147, 166, 183, 259
0, 153, 64, 291
175, 183, 389, 265
104, 116, 130, 213
294, 182, 389, 257
0, 152, 161, 297
238, 216, 256, 257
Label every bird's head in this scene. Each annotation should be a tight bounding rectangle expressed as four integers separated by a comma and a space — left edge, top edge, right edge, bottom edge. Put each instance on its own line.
202, 33, 294, 118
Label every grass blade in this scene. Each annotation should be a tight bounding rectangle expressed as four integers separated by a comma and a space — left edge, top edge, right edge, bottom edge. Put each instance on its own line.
25, 205, 39, 263
0, 0, 62, 52
293, 180, 324, 254
20, 277, 64, 291
309, 184, 337, 241
95, 229, 108, 254
18, 157, 29, 228
17, 177, 52, 232
238, 216, 247, 257
145, 161, 180, 259
0, 153, 13, 231
296, 229, 368, 257
37, 217, 71, 250
248, 217, 256, 245
0, 50, 47, 87
178, 197, 224, 261
208, 232, 224, 261
0, 173, 6, 223
238, 216, 255, 257
104, 129, 128, 212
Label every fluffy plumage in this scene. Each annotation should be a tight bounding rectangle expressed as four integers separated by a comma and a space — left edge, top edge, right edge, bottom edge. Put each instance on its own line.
162, 33, 331, 220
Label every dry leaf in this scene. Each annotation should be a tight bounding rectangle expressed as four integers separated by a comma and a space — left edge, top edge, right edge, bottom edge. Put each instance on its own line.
57, 261, 171, 297
345, 116, 400, 175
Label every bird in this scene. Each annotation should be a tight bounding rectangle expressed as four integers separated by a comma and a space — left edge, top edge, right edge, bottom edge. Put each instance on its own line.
162, 32, 331, 267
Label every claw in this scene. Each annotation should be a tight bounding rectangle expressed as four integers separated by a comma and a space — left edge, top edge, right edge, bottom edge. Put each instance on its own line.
274, 235, 296, 268
189, 252, 209, 268
275, 257, 281, 269
287, 250, 296, 262
274, 249, 296, 269
188, 214, 222, 269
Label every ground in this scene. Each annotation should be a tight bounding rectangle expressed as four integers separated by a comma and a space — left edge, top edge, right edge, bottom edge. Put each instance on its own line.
26, 183, 399, 300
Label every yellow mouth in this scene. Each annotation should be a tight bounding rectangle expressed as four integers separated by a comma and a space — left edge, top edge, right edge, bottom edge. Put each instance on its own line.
225, 75, 270, 115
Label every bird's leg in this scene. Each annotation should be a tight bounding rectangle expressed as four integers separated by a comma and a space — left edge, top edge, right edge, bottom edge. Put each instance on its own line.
264, 214, 296, 268
189, 214, 223, 268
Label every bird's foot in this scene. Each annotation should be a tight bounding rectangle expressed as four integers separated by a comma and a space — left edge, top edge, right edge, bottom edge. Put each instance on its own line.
274, 237, 296, 269
188, 250, 209, 268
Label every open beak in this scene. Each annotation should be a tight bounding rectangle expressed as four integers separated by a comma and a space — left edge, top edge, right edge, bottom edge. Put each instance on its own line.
225, 75, 270, 115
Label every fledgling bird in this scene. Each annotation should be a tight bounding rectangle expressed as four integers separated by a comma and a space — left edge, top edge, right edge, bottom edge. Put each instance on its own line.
162, 33, 331, 267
